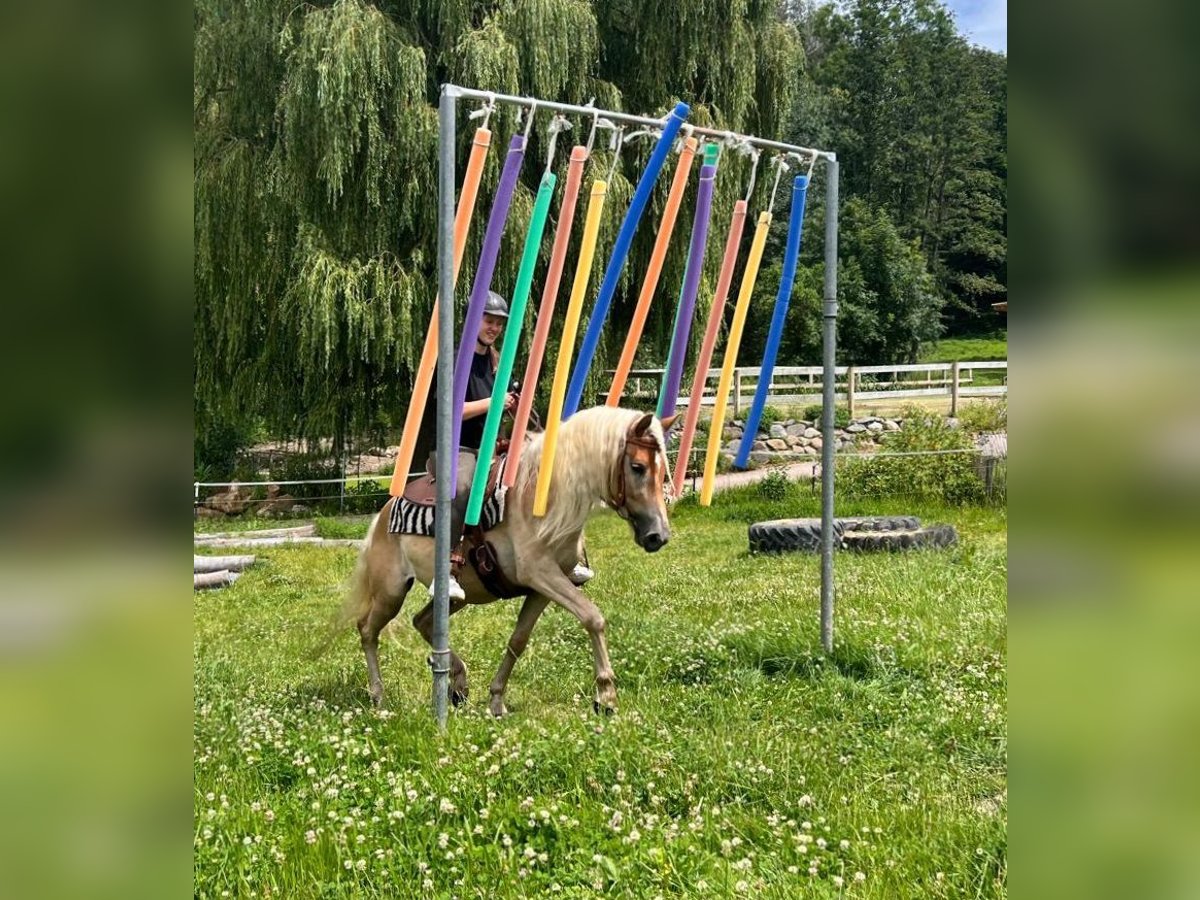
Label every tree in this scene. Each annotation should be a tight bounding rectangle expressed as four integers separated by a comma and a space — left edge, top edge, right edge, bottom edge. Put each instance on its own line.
194, 0, 804, 458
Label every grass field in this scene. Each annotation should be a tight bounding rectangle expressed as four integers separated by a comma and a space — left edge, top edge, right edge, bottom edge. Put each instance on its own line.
195, 487, 1006, 898
919, 333, 1008, 363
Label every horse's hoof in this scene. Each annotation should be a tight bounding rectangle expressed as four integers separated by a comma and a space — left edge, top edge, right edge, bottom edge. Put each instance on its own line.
450, 687, 469, 708
489, 701, 508, 718
592, 700, 616, 717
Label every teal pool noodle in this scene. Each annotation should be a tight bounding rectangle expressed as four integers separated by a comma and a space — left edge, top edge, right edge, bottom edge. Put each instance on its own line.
466, 171, 557, 525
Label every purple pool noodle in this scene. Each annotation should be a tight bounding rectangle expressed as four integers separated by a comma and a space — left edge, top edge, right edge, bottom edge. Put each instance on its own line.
659, 160, 718, 416
449, 134, 527, 489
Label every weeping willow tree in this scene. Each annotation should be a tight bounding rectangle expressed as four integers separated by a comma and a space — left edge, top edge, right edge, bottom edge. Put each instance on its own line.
195, 0, 801, 457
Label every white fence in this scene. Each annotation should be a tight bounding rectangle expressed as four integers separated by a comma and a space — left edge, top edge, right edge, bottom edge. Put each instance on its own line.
603, 360, 1007, 416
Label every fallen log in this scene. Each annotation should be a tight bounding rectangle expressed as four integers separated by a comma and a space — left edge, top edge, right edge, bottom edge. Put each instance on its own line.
194, 570, 241, 591
194, 555, 257, 574
192, 537, 363, 549
194, 523, 316, 543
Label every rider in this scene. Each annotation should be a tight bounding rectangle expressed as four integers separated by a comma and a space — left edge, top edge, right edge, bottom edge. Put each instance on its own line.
419, 291, 592, 601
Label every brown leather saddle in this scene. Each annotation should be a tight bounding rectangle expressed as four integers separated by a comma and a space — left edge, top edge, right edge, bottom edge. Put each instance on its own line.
400, 441, 510, 508
400, 442, 524, 599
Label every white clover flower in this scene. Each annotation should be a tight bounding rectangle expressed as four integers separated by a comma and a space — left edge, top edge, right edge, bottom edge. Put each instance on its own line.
840, 839, 850, 850
854, 871, 866, 882
832, 875, 844, 887
735, 880, 749, 892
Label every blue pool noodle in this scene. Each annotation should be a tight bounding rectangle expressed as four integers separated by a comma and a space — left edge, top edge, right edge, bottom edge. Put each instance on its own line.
561, 101, 690, 417
734, 175, 810, 469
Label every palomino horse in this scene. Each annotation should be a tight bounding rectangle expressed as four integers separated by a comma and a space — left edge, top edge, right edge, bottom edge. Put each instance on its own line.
342, 407, 676, 716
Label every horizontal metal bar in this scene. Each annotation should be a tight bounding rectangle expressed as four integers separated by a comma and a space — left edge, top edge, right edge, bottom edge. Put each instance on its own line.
443, 84, 835, 162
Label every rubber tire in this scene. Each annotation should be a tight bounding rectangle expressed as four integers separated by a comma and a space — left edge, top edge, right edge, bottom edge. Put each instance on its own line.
747, 516, 922, 554
841, 524, 958, 553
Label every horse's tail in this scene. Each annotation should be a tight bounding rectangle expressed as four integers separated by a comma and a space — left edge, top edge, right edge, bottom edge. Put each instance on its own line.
309, 510, 381, 660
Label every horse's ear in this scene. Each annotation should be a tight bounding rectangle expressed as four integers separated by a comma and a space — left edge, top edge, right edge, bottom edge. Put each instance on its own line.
659, 414, 679, 434
629, 412, 654, 437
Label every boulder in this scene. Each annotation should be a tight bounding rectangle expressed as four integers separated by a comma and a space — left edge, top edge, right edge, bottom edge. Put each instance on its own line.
769, 424, 788, 439
766, 439, 789, 452
803, 427, 821, 439
846, 422, 867, 434
867, 421, 884, 432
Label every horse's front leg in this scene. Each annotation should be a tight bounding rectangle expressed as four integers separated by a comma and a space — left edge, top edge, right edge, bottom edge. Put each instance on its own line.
412, 597, 470, 706
488, 593, 550, 717
528, 569, 618, 714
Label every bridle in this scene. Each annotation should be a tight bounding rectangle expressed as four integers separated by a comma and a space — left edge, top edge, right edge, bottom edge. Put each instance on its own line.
608, 433, 667, 521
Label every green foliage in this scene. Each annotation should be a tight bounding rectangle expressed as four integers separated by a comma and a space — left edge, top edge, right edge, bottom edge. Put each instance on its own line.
958, 398, 1007, 433
195, 0, 806, 454
839, 404, 987, 505
919, 332, 1008, 362
794, 0, 1006, 332
835, 198, 944, 363
802, 403, 849, 428
756, 468, 791, 501
756, 404, 785, 432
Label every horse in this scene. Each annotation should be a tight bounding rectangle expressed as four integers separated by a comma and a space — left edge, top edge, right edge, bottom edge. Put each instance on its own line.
341, 406, 677, 717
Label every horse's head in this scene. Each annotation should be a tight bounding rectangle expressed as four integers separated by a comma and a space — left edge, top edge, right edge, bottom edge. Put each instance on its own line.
610, 412, 677, 553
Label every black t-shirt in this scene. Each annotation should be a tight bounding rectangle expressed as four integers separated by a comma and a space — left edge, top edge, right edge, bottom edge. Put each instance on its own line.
412, 350, 497, 472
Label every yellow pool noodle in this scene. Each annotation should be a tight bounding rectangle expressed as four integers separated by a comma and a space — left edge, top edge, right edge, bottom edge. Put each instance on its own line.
533, 179, 608, 517
700, 211, 772, 507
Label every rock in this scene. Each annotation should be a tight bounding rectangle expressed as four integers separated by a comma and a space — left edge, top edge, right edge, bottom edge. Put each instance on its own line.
769, 424, 787, 439
786, 423, 807, 437
867, 421, 884, 432
802, 445, 818, 455
204, 484, 251, 516
766, 439, 789, 452
946, 417, 961, 429
884, 420, 900, 431
724, 440, 741, 454
786, 436, 803, 448
809, 437, 823, 450
846, 422, 867, 434
723, 426, 743, 440
804, 427, 821, 439
752, 440, 768, 451
750, 451, 774, 464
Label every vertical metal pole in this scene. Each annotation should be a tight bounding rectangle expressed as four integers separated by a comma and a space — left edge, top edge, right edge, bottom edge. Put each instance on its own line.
950, 360, 960, 416
432, 87, 457, 728
820, 158, 839, 655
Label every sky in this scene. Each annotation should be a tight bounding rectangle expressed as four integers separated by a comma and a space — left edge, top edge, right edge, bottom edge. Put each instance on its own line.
945, 0, 1007, 52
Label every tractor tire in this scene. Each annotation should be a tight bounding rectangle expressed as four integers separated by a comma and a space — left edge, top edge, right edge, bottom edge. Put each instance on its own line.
748, 518, 831, 554
747, 516, 924, 554
840, 524, 958, 553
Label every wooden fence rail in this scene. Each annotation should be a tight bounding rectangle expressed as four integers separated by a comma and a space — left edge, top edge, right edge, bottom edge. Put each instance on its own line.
601, 361, 1007, 415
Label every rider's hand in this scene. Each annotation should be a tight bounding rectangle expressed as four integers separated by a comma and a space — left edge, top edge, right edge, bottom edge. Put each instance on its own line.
504, 392, 518, 413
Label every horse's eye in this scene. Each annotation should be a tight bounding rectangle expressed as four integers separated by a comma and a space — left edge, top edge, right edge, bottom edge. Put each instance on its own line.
630, 462, 647, 476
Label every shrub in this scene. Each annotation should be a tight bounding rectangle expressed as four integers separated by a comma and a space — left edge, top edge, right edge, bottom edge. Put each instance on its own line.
757, 405, 785, 432
757, 469, 791, 501
838, 404, 987, 505
958, 399, 1007, 433
802, 403, 849, 428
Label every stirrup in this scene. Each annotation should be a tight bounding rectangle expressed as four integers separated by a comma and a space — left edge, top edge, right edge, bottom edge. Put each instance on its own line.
569, 563, 595, 586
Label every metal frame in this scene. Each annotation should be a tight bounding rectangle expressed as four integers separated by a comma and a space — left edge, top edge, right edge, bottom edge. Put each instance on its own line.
431, 84, 838, 726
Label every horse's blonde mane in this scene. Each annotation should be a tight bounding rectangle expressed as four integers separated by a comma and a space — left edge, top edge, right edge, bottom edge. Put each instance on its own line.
512, 406, 666, 546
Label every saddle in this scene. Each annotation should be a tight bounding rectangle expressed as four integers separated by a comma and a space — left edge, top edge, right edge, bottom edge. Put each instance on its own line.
393, 443, 524, 598
400, 440, 510, 508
